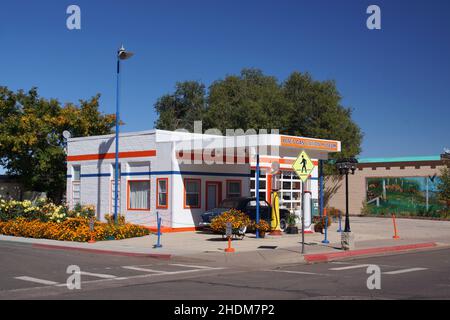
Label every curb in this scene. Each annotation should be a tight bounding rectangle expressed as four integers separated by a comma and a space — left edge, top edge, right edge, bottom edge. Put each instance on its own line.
32, 244, 172, 260
304, 242, 437, 263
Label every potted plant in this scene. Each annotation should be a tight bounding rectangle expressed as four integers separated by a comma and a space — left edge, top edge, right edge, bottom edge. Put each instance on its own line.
285, 213, 298, 234
210, 209, 251, 240
253, 219, 271, 238
313, 215, 332, 234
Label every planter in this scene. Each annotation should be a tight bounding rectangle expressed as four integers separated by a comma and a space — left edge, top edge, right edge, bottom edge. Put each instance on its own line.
259, 231, 266, 238
286, 226, 299, 234
314, 223, 323, 234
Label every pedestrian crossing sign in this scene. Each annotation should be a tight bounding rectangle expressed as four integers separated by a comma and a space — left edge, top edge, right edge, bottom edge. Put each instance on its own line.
292, 151, 315, 182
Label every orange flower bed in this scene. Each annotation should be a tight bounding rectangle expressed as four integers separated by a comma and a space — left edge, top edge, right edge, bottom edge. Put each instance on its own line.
210, 209, 251, 234
0, 217, 149, 242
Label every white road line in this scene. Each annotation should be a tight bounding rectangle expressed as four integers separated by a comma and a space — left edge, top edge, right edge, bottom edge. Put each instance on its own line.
383, 268, 428, 275
79, 271, 117, 279
14, 276, 60, 286
169, 264, 215, 269
122, 266, 168, 274
329, 264, 370, 271
268, 270, 328, 276
12, 266, 227, 291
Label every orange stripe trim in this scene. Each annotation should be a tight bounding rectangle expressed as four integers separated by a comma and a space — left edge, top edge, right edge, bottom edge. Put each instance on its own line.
67, 150, 156, 162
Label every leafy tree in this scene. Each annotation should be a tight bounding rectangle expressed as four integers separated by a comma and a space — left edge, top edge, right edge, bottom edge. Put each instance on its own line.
204, 69, 290, 132
437, 167, 450, 209
154, 81, 206, 131
154, 68, 363, 158
0, 87, 115, 203
283, 72, 362, 158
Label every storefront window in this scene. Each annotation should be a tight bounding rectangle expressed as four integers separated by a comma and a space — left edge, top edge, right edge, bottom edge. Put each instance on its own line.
227, 180, 241, 198
128, 180, 150, 210
157, 178, 168, 209
184, 179, 201, 208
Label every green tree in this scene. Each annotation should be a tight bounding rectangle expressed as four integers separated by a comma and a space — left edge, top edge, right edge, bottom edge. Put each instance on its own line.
154, 69, 363, 158
154, 81, 206, 131
204, 69, 290, 132
0, 87, 115, 202
437, 167, 450, 209
283, 72, 363, 158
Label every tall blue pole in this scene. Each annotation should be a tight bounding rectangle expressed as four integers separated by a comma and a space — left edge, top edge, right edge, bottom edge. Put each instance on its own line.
256, 153, 260, 239
114, 59, 121, 225
319, 160, 324, 218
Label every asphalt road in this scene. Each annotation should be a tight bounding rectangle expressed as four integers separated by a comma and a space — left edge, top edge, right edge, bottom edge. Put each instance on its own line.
0, 241, 449, 300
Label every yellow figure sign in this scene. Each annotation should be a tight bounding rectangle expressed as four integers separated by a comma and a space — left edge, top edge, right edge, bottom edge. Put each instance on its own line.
292, 151, 315, 182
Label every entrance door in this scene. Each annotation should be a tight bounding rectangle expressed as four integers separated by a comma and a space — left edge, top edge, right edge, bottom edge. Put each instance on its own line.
206, 182, 222, 210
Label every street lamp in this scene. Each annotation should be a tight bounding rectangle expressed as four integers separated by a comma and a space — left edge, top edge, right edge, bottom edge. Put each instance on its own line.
335, 158, 358, 233
114, 45, 134, 224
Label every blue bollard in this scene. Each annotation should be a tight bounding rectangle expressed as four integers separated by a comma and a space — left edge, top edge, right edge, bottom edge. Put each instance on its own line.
153, 212, 162, 248
337, 211, 343, 233
322, 215, 330, 244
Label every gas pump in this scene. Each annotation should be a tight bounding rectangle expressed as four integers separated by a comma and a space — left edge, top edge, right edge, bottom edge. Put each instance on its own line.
270, 162, 282, 235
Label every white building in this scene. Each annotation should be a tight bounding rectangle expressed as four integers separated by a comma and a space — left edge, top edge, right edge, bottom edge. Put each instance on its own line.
66, 129, 340, 231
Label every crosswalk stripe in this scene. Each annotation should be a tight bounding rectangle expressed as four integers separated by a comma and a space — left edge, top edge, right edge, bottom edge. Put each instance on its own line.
268, 270, 327, 276
383, 268, 428, 275
169, 264, 214, 269
15, 276, 59, 286
329, 264, 370, 271
122, 266, 167, 274
79, 271, 117, 279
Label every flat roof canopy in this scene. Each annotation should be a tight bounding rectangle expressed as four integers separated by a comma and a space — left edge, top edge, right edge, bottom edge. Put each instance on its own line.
156, 130, 341, 160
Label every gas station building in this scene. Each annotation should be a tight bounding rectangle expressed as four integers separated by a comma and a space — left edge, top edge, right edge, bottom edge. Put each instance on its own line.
66, 130, 341, 231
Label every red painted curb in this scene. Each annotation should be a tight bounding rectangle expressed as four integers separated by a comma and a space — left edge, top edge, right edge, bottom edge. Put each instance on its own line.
304, 242, 437, 263
32, 244, 171, 260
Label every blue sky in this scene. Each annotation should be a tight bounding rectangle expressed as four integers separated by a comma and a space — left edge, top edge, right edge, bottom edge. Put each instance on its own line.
1, 0, 449, 163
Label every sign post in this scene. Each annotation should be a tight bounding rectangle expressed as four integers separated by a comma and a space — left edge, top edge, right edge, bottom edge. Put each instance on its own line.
292, 151, 315, 254
224, 222, 235, 253
88, 217, 96, 244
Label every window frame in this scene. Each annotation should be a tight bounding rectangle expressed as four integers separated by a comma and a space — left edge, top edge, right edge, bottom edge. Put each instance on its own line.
127, 179, 151, 211
183, 178, 201, 209
226, 180, 242, 199
156, 177, 169, 209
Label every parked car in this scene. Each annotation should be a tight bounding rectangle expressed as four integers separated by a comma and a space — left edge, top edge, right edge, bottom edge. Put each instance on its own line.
199, 197, 290, 232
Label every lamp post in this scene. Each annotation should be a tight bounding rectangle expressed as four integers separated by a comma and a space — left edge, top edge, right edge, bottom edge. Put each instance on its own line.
335, 158, 358, 250
114, 45, 134, 224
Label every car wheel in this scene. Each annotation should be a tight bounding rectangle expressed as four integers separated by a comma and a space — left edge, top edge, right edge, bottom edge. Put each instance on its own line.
280, 218, 287, 232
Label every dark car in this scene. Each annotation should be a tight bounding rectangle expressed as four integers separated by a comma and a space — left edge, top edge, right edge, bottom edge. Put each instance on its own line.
199, 197, 290, 232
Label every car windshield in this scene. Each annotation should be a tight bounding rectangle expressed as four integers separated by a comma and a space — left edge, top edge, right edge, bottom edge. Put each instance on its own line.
220, 199, 241, 209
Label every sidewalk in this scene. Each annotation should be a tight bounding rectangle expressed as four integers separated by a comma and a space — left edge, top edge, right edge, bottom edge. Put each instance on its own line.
1, 217, 450, 267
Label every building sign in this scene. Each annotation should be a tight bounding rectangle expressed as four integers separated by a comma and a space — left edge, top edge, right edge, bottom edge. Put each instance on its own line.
280, 136, 339, 152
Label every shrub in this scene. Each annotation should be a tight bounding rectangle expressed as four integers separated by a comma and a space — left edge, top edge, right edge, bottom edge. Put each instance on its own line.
0, 217, 150, 242
67, 203, 96, 219
210, 209, 250, 234
286, 213, 298, 226
251, 219, 271, 233
104, 213, 126, 226
312, 215, 332, 229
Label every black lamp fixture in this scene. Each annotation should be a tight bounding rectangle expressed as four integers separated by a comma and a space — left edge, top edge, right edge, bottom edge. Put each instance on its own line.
335, 158, 358, 232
